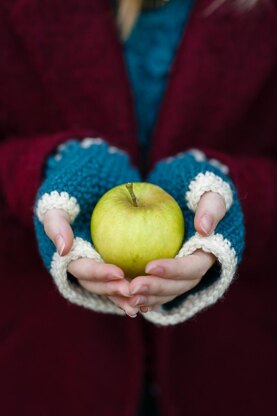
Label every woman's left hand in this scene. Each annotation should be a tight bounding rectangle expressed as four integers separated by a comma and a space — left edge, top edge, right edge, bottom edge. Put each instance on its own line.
123, 191, 227, 315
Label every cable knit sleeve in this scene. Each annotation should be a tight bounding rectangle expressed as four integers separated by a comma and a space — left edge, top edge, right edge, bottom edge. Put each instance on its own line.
144, 150, 245, 326
34, 138, 140, 315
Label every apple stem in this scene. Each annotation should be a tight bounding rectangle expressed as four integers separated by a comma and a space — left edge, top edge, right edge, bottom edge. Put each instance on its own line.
126, 183, 138, 207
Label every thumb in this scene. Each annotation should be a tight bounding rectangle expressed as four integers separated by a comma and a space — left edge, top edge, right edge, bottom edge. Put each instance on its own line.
43, 209, 74, 256
194, 192, 227, 236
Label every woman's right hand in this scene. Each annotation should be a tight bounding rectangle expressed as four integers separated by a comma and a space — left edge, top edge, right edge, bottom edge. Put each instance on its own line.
43, 209, 139, 317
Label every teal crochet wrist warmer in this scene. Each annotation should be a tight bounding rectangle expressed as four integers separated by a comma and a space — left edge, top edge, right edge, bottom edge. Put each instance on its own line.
34, 138, 140, 315
148, 151, 244, 260
143, 150, 245, 325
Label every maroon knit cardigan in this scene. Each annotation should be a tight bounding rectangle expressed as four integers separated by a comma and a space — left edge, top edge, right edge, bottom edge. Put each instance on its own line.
0, 1, 276, 415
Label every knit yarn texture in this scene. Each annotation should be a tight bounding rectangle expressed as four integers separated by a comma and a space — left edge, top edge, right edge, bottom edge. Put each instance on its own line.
34, 139, 140, 270
34, 138, 245, 325
149, 152, 245, 261
147, 152, 245, 315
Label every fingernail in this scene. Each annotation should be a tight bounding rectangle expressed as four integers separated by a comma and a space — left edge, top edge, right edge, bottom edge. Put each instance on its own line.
121, 289, 132, 298
130, 286, 140, 295
106, 273, 124, 281
126, 312, 137, 318
55, 234, 65, 256
145, 265, 164, 276
140, 306, 152, 313
200, 214, 213, 235
135, 296, 147, 306
130, 285, 148, 295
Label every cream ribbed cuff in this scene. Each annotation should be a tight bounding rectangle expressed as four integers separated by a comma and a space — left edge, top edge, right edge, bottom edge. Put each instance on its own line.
143, 232, 237, 326
186, 171, 233, 212
50, 237, 124, 315
36, 191, 80, 223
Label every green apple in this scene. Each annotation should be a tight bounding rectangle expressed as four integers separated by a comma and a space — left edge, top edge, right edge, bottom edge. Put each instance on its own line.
90, 182, 185, 279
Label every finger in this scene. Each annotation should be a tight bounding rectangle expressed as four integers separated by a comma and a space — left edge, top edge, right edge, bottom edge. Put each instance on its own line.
134, 290, 210, 309
109, 296, 139, 318
145, 251, 216, 281
78, 278, 131, 298
194, 191, 226, 236
138, 295, 176, 308
68, 258, 124, 282
132, 294, 175, 308
129, 274, 201, 299
43, 209, 74, 256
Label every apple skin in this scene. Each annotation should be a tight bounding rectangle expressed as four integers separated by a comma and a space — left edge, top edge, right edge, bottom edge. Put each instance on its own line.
91, 182, 185, 279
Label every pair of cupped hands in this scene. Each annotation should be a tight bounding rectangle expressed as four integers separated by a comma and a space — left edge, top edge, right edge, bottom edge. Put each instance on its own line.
43, 191, 226, 317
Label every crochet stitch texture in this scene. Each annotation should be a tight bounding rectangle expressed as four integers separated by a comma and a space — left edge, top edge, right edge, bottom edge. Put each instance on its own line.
34, 139, 245, 325
144, 152, 245, 325
148, 152, 245, 263
34, 139, 140, 290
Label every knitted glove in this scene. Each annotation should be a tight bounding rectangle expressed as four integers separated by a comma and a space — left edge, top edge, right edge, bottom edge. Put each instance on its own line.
34, 138, 140, 314
143, 150, 245, 326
